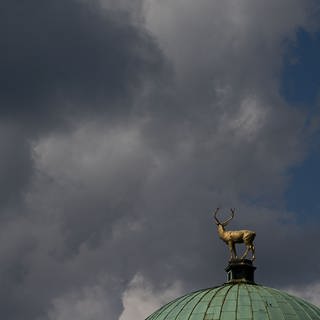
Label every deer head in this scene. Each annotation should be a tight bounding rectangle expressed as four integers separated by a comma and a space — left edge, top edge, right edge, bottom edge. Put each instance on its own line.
213, 208, 235, 227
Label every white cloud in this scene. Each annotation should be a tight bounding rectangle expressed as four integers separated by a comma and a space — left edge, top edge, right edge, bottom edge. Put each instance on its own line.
285, 282, 320, 307
222, 96, 267, 141
47, 285, 113, 320
119, 273, 182, 320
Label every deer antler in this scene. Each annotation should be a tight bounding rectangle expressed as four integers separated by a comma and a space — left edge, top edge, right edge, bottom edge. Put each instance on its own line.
213, 208, 220, 224
221, 208, 235, 226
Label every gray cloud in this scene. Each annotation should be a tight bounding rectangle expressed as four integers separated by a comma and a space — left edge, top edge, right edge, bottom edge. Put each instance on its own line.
0, 0, 165, 134
0, 0, 319, 320
0, 0, 166, 318
0, 122, 33, 208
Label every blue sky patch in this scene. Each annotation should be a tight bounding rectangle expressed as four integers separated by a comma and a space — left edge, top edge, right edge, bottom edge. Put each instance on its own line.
281, 28, 320, 220
281, 28, 320, 108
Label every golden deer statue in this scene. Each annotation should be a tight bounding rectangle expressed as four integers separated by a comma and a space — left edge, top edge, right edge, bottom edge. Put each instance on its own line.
213, 208, 256, 261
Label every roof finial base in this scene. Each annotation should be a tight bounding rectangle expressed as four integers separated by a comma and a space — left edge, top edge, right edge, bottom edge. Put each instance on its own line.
225, 259, 256, 284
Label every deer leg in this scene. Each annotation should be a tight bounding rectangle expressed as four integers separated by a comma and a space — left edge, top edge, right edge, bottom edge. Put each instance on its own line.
228, 242, 236, 261
241, 244, 249, 260
233, 243, 238, 259
251, 244, 255, 261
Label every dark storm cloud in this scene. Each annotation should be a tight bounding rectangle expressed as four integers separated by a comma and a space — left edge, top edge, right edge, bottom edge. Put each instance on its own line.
0, 0, 164, 133
0, 0, 165, 212
0, 1, 166, 319
0, 0, 319, 320
0, 124, 33, 207
0, 0, 165, 202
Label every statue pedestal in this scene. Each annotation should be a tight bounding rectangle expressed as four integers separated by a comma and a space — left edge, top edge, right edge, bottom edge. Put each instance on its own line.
225, 259, 256, 284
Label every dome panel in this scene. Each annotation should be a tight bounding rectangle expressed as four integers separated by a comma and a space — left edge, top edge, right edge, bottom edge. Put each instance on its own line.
146, 284, 320, 320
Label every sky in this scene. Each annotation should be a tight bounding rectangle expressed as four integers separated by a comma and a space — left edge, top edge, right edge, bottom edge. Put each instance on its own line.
0, 0, 320, 319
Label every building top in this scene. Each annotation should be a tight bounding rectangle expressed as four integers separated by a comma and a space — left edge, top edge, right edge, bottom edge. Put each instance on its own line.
146, 283, 320, 320
145, 209, 320, 319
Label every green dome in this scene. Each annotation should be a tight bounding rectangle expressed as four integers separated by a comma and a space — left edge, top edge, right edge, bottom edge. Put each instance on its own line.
146, 283, 320, 320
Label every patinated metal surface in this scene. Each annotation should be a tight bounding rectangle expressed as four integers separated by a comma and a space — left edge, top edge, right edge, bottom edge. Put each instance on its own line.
146, 283, 320, 320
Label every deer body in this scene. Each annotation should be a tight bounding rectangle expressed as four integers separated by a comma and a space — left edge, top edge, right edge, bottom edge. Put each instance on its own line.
214, 209, 256, 261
